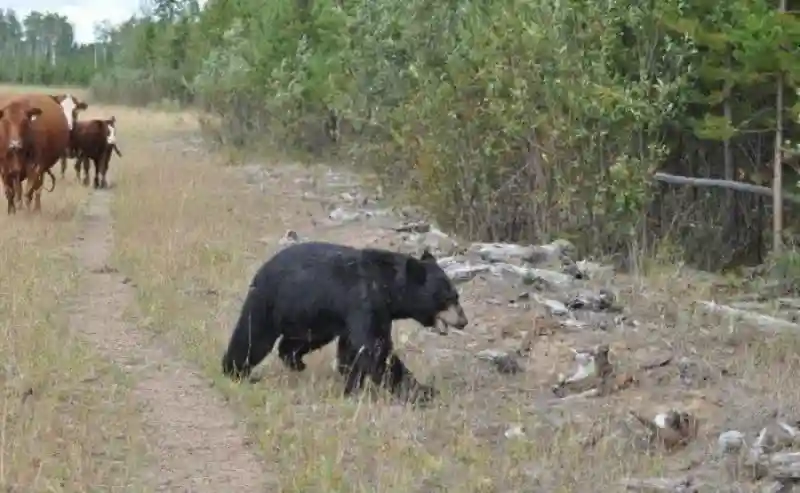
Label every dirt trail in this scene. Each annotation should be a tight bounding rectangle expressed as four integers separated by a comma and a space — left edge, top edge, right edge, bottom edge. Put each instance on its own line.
68, 156, 271, 490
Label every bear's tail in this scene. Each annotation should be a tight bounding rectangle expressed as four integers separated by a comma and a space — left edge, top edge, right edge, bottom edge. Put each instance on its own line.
221, 284, 276, 380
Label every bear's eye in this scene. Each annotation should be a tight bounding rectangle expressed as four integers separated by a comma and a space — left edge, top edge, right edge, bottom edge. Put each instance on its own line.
443, 288, 459, 304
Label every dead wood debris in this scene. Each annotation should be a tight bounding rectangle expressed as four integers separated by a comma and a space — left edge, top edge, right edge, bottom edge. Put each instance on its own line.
619, 476, 697, 492
629, 410, 698, 451
551, 344, 638, 399
697, 300, 800, 334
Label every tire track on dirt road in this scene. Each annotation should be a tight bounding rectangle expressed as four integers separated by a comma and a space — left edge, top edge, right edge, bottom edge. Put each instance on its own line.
69, 184, 273, 490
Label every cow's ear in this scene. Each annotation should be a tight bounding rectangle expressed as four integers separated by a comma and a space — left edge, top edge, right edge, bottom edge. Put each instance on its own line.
49, 95, 62, 104
77, 101, 88, 110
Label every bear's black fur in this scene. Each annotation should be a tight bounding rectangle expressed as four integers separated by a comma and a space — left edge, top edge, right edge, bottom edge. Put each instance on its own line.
221, 241, 468, 402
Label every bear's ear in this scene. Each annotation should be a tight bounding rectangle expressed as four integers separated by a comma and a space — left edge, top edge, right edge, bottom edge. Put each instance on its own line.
405, 257, 428, 284
420, 249, 435, 262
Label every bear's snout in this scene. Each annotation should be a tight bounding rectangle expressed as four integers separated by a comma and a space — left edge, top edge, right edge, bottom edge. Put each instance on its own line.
435, 303, 468, 334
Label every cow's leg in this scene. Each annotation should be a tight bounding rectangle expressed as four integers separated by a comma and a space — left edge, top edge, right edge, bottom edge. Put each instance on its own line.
100, 153, 110, 189
81, 157, 90, 187
33, 169, 46, 212
21, 170, 33, 211
24, 167, 43, 212
34, 185, 43, 212
3, 174, 16, 215
31, 174, 43, 213
23, 169, 34, 209
13, 175, 23, 208
60, 154, 67, 178
74, 155, 82, 181
92, 158, 101, 189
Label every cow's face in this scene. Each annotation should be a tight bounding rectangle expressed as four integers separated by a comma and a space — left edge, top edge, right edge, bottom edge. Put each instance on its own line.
0, 102, 41, 173
51, 94, 88, 130
105, 116, 117, 145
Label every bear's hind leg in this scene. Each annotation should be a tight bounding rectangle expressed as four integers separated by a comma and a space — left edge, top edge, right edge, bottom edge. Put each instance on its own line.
278, 335, 335, 372
222, 331, 278, 380
222, 283, 279, 380
222, 311, 280, 380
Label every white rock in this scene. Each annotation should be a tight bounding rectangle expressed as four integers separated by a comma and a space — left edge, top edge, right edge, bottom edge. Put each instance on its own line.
542, 299, 569, 316
718, 430, 746, 455
504, 425, 526, 439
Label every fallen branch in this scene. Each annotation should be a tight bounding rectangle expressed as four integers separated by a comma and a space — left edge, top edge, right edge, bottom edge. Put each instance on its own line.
749, 451, 800, 480
628, 410, 697, 450
732, 298, 800, 312
768, 460, 800, 481
697, 300, 800, 334
619, 476, 696, 492
653, 172, 800, 205
778, 298, 800, 310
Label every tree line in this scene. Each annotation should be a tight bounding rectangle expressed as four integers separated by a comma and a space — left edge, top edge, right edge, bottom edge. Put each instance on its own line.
0, 9, 114, 86
6, 0, 800, 272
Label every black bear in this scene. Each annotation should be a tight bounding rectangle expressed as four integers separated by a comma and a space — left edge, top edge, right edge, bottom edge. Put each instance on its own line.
221, 241, 469, 402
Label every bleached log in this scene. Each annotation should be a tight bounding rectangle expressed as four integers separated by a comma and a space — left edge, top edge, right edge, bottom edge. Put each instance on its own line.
697, 300, 800, 334
751, 451, 800, 480
490, 264, 575, 288
441, 262, 492, 284
619, 476, 695, 492
468, 239, 576, 264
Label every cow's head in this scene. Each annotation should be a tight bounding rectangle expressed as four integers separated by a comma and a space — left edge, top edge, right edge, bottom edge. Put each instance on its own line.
0, 102, 42, 174
50, 94, 88, 131
105, 116, 117, 145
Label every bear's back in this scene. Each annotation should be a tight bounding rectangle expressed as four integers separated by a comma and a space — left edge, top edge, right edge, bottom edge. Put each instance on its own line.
253, 241, 396, 330
254, 241, 406, 315
257, 241, 407, 282
254, 241, 371, 305
258, 241, 362, 281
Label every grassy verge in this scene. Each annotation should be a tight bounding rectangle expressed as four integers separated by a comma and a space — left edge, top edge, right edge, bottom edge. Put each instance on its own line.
0, 168, 150, 491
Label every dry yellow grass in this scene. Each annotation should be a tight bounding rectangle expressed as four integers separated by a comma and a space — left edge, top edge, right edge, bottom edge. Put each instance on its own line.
4, 83, 800, 491
0, 159, 151, 490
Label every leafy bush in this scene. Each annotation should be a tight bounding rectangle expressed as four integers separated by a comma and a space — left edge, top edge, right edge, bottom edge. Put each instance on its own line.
81, 0, 800, 268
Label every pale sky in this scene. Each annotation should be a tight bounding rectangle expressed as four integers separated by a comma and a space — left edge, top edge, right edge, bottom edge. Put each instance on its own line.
7, 0, 205, 45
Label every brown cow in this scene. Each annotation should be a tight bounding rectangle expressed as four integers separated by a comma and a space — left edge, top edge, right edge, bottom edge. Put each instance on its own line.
0, 94, 71, 212
0, 100, 42, 213
48, 93, 89, 178
0, 93, 85, 206
70, 116, 122, 189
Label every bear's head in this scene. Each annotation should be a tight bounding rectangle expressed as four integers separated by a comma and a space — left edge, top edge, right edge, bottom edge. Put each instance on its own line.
402, 249, 468, 334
